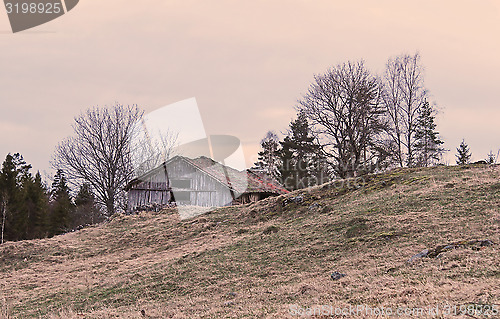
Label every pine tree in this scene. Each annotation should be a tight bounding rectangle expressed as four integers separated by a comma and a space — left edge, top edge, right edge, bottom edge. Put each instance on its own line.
252, 131, 281, 180
414, 100, 445, 167
48, 169, 73, 236
455, 139, 472, 165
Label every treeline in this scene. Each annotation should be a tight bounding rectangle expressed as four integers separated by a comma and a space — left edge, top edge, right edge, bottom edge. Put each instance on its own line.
253, 53, 446, 190
0, 153, 103, 243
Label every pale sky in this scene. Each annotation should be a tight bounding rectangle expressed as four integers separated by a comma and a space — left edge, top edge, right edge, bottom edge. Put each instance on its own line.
1, 0, 500, 178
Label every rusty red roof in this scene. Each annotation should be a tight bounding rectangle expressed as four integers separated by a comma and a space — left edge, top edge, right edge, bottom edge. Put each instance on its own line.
127, 155, 289, 195
182, 156, 289, 195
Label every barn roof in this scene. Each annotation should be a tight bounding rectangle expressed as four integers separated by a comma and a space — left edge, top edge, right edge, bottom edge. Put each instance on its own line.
126, 155, 289, 195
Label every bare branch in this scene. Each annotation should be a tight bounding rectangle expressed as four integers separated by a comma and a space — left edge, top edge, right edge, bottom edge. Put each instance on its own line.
52, 104, 143, 216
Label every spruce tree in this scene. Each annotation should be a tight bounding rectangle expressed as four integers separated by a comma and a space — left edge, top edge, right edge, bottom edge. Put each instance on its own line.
73, 183, 103, 227
49, 169, 73, 236
14, 165, 40, 240
278, 141, 296, 190
279, 112, 327, 190
0, 154, 52, 241
22, 172, 49, 239
455, 139, 472, 165
0, 153, 31, 242
414, 100, 445, 167
0, 156, 15, 243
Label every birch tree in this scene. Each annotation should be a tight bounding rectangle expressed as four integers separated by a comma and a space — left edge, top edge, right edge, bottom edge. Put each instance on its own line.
253, 131, 282, 179
382, 53, 428, 167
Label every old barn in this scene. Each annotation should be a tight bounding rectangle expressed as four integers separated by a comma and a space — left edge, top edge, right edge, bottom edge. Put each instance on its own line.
126, 155, 288, 211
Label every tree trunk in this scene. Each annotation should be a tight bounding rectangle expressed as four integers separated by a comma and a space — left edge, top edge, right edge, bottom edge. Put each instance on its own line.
1, 200, 6, 245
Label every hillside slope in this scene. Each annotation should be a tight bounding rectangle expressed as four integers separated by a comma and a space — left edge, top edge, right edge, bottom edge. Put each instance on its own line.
1, 165, 499, 318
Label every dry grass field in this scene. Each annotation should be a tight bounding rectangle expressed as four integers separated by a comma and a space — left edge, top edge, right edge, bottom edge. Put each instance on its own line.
1, 165, 499, 318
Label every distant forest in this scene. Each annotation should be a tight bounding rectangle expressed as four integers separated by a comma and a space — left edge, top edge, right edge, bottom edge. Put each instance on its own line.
0, 153, 103, 243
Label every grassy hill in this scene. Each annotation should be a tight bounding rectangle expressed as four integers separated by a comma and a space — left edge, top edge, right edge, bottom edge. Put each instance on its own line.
1, 165, 499, 318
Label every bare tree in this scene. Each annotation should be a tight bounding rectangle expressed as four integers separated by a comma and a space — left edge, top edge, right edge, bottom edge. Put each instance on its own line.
381, 57, 404, 167
130, 120, 178, 177
382, 53, 428, 167
253, 131, 281, 179
53, 104, 142, 216
486, 150, 497, 164
0, 175, 6, 245
297, 61, 385, 178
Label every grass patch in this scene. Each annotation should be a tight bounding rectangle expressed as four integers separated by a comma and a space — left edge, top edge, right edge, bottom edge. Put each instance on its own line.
1, 165, 499, 318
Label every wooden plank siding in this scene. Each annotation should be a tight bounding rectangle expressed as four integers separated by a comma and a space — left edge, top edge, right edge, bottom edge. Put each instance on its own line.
126, 156, 289, 212
127, 157, 234, 211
